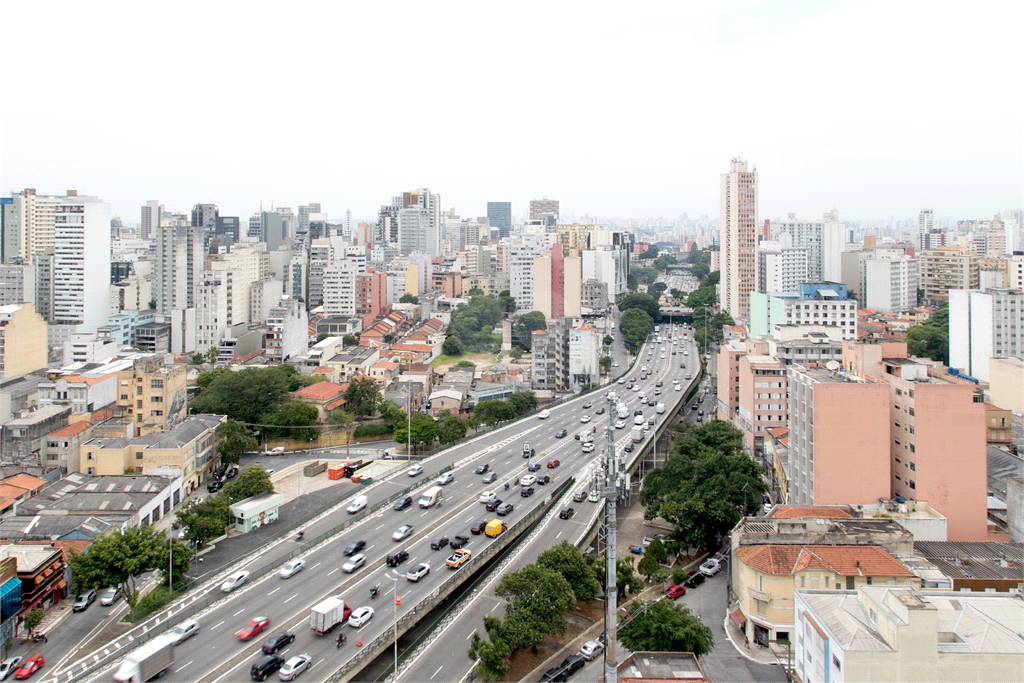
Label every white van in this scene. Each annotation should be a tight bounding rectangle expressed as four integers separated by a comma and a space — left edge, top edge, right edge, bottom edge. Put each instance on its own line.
419, 486, 443, 508
656, 402, 666, 414
346, 495, 368, 514
616, 403, 629, 419
634, 415, 645, 426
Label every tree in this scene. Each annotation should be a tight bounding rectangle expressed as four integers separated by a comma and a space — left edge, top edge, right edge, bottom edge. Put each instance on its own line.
691, 262, 710, 281
626, 273, 638, 292
647, 537, 668, 564
455, 360, 476, 368
24, 608, 44, 635
509, 348, 523, 362
343, 377, 383, 418
67, 525, 171, 621
498, 290, 516, 313
205, 346, 219, 364
190, 353, 205, 365
442, 335, 465, 356
267, 401, 319, 441
380, 400, 407, 431
906, 304, 949, 364
437, 414, 468, 444
399, 293, 420, 304
600, 356, 612, 374
393, 412, 436, 450
618, 293, 660, 322
216, 419, 257, 465
507, 391, 538, 415
637, 553, 660, 580
342, 334, 359, 346
189, 366, 291, 424
631, 266, 659, 285
618, 600, 714, 656
315, 332, 331, 344
654, 253, 678, 272
176, 495, 231, 548
473, 399, 518, 426
223, 464, 274, 503
468, 616, 511, 681
651, 282, 668, 299
589, 555, 644, 599
449, 295, 503, 351
495, 564, 575, 650
537, 541, 600, 603
514, 311, 547, 347
670, 288, 684, 301
619, 308, 655, 352
328, 410, 356, 459
603, 335, 613, 347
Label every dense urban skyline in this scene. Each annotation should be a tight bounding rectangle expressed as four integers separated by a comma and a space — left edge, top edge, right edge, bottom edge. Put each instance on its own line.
1, 3, 1020, 223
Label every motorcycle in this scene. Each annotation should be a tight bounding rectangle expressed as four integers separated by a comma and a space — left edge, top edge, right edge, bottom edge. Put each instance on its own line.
370, 584, 380, 599
504, 482, 510, 491
336, 633, 347, 648
296, 531, 304, 541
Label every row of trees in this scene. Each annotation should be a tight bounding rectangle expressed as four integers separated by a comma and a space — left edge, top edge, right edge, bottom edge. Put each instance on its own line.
619, 308, 655, 352
174, 465, 275, 549
390, 392, 539, 451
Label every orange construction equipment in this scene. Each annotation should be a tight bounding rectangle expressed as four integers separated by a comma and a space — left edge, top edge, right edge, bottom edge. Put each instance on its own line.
357, 634, 363, 647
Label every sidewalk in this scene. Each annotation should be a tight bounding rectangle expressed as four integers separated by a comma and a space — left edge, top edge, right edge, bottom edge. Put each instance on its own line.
722, 603, 791, 667
35, 596, 74, 636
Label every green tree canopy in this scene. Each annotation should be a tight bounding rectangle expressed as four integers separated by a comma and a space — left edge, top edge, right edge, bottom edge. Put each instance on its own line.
315, 332, 331, 344
189, 366, 291, 423
600, 356, 612, 373
498, 290, 516, 313
223, 464, 274, 504
442, 335, 465, 356
509, 348, 523, 361
436, 414, 468, 444
514, 311, 547, 348
653, 253, 678, 272
215, 419, 257, 465
177, 494, 232, 548
394, 412, 437, 449
266, 400, 319, 440
399, 293, 420, 304
618, 600, 714, 656
379, 400, 407, 430
618, 293, 660, 322
343, 377, 383, 417
342, 334, 359, 346
473, 399, 518, 426
588, 555, 644, 599
650, 282, 668, 298
507, 391, 538, 415
536, 541, 601, 603
619, 308, 655, 352
906, 304, 949, 364
631, 266, 659, 285
468, 617, 512, 681
495, 564, 576, 650
449, 295, 504, 351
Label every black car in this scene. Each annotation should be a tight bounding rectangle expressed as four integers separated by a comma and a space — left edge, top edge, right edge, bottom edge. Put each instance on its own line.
537, 474, 551, 485
496, 502, 514, 516
623, 442, 634, 452
261, 632, 295, 655
691, 404, 698, 410
225, 465, 239, 479
520, 486, 535, 497
559, 507, 575, 520
430, 536, 449, 550
528, 462, 542, 472
698, 397, 704, 403
470, 520, 488, 535
386, 550, 409, 566
344, 540, 366, 556
684, 571, 706, 588
475, 463, 491, 475
207, 480, 223, 493
485, 499, 502, 512
634, 409, 643, 416
555, 429, 568, 438
250, 654, 285, 681
559, 655, 585, 677
450, 534, 470, 549
648, 398, 656, 406
393, 495, 413, 511
655, 381, 663, 387
595, 407, 605, 415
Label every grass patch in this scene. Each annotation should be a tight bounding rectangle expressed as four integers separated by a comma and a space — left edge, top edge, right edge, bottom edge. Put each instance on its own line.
131, 579, 193, 622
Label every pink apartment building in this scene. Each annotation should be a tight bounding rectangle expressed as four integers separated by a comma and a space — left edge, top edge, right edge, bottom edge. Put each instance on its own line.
737, 354, 788, 462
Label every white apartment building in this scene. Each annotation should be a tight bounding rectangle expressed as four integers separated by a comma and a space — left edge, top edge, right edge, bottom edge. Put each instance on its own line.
770, 213, 845, 283
154, 223, 203, 314
397, 208, 437, 256
568, 321, 600, 393
0, 264, 36, 306
307, 238, 332, 308
265, 296, 307, 363
509, 240, 545, 312
758, 236, 809, 295
323, 263, 357, 318
863, 251, 918, 313
250, 277, 283, 323
52, 194, 111, 335
949, 287, 1024, 382
140, 200, 161, 240
195, 271, 229, 352
6, 189, 61, 261
581, 246, 628, 306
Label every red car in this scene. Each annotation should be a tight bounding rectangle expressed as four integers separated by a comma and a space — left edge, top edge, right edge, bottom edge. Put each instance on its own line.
14, 653, 44, 680
546, 459, 560, 469
236, 616, 271, 641
665, 584, 686, 599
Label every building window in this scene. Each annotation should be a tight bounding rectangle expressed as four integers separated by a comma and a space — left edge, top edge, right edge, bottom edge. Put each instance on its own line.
135, 452, 143, 459
833, 655, 842, 671
909, 407, 914, 416
120, 394, 128, 400
150, 379, 164, 389
909, 480, 916, 489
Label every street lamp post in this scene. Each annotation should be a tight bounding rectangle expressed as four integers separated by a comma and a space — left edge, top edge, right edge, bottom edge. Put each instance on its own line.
388, 571, 401, 681
406, 382, 412, 462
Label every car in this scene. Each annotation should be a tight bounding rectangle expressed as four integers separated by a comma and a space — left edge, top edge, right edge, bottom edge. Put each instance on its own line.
430, 536, 449, 550
632, 385, 640, 392
684, 572, 706, 588
393, 495, 413, 511
520, 486, 535, 497
485, 498, 502, 512
262, 632, 296, 655
617, 378, 625, 385
629, 545, 643, 555
582, 401, 592, 409
538, 410, 551, 419
450, 534, 470, 549
470, 520, 488, 535
207, 480, 224, 493
278, 559, 305, 578
474, 463, 491, 475
582, 442, 595, 453
342, 553, 366, 573
407, 465, 423, 477
348, 607, 374, 628
595, 406, 605, 415
446, 548, 473, 569
225, 465, 239, 479
559, 507, 575, 519
698, 397, 704, 403
547, 459, 560, 468
691, 404, 698, 410
573, 490, 587, 502
579, 639, 605, 661
436, 472, 455, 486
344, 539, 366, 556
482, 471, 497, 484
386, 549, 409, 567
654, 389, 661, 395
392, 525, 414, 541
406, 563, 430, 582
0, 657, 22, 681
588, 489, 600, 502
555, 429, 568, 438
642, 534, 665, 547
634, 415, 645, 426
541, 474, 555, 485
528, 462, 542, 471
630, 377, 637, 382
633, 408, 643, 416
480, 491, 498, 504
496, 502, 514, 516
250, 654, 285, 681
696, 415, 703, 422
675, 385, 682, 391
100, 586, 120, 606
237, 616, 272, 641
763, 502, 774, 515
580, 415, 591, 423
73, 589, 96, 612
614, 420, 626, 429
623, 442, 634, 452
613, 362, 619, 367
170, 618, 200, 645
221, 570, 250, 593
699, 558, 722, 576
12, 654, 42, 680
277, 654, 312, 681
666, 584, 686, 599
520, 474, 537, 487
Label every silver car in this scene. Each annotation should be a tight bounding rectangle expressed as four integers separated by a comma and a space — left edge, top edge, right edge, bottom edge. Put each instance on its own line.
170, 618, 200, 645
219, 570, 250, 593
342, 553, 365, 574
100, 586, 120, 606
278, 654, 312, 681
278, 559, 305, 579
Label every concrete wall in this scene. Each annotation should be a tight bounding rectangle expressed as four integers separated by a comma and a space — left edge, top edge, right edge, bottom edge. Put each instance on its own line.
1007, 476, 1024, 543
988, 357, 1024, 414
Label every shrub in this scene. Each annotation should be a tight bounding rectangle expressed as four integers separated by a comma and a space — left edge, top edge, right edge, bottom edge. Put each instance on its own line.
353, 424, 392, 437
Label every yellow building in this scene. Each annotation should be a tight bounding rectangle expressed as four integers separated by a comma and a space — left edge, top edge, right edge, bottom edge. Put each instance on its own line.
80, 414, 223, 492
988, 356, 1024, 414
115, 357, 188, 436
733, 544, 917, 646
0, 302, 47, 379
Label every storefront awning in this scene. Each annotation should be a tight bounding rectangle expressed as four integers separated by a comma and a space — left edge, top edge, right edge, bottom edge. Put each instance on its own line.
729, 608, 747, 627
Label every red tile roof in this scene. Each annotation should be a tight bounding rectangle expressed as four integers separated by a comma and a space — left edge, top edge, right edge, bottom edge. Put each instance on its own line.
290, 381, 346, 401
49, 421, 95, 437
767, 505, 853, 519
1, 474, 47, 492
736, 545, 913, 577
91, 409, 114, 421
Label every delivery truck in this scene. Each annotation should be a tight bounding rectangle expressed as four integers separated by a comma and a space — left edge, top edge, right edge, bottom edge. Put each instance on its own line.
419, 485, 443, 508
630, 426, 644, 443
112, 635, 175, 682
309, 596, 351, 635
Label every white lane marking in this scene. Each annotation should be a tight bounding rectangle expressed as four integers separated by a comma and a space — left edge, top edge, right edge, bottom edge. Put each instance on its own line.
430, 665, 445, 679
233, 608, 245, 616
175, 660, 193, 672
267, 587, 281, 595
310, 562, 321, 570
376, 523, 386, 530
211, 620, 225, 630
328, 568, 340, 576
284, 593, 298, 603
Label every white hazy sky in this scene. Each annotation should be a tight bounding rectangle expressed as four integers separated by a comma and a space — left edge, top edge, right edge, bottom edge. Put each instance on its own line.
1, 1, 1021, 225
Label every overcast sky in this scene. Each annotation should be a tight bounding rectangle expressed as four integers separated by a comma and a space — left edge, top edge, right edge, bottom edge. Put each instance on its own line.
1, 1, 1020, 225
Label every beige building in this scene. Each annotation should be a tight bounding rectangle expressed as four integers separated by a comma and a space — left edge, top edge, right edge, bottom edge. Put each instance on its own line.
919, 247, 979, 303
794, 585, 1024, 683
115, 357, 188, 437
736, 354, 787, 459
988, 356, 1024, 414
720, 159, 759, 320
734, 544, 916, 646
0, 302, 47, 379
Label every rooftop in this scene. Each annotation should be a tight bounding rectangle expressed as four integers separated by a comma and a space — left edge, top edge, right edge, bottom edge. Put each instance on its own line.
767, 505, 852, 519
618, 652, 709, 682
0, 543, 62, 572
0, 513, 125, 541
736, 545, 913, 577
48, 421, 96, 438
290, 381, 346, 401
17, 473, 176, 516
913, 541, 1023, 582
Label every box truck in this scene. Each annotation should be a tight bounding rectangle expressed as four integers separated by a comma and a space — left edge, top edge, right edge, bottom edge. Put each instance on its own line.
630, 426, 644, 442
112, 635, 175, 682
309, 596, 351, 635
419, 486, 443, 508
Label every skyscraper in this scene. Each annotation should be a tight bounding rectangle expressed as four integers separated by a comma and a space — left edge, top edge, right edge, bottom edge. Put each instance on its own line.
154, 223, 204, 314
52, 192, 111, 334
487, 202, 512, 239
720, 159, 758, 320
191, 204, 219, 233
918, 209, 935, 251
140, 200, 161, 240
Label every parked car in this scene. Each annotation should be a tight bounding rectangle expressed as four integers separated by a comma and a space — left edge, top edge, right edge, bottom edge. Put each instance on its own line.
73, 589, 97, 612
642, 534, 664, 547
261, 632, 295, 655
665, 584, 686, 599
579, 639, 605, 661
207, 480, 223, 493
278, 559, 305, 578
344, 539, 366, 556
684, 572, 706, 588
699, 558, 722, 576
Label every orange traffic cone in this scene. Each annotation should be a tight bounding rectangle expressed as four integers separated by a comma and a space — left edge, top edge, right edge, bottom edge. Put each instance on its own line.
396, 594, 401, 606
356, 635, 363, 647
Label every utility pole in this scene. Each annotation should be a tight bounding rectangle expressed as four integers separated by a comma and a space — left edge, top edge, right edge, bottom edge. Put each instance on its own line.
407, 382, 412, 461
603, 390, 619, 683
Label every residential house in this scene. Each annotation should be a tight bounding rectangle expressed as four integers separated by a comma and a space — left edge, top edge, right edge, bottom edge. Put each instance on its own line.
289, 381, 347, 420
42, 420, 98, 475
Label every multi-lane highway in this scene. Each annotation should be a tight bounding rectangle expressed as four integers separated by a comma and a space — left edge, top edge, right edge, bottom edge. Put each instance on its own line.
68, 324, 696, 683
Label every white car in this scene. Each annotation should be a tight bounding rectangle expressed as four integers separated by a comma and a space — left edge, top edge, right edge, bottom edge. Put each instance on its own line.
392, 525, 414, 541
278, 654, 312, 681
479, 491, 498, 504
631, 385, 639, 392
580, 639, 605, 661
700, 558, 722, 576
588, 490, 600, 502
169, 618, 200, 645
617, 378, 625, 385
278, 559, 305, 578
342, 553, 366, 573
634, 415, 645, 425
675, 385, 682, 391
614, 420, 626, 429
348, 606, 374, 628
436, 472, 455, 486
538, 409, 551, 419
582, 443, 595, 453
520, 475, 537, 487
219, 570, 250, 593
406, 563, 430, 582
407, 465, 423, 477
613, 362, 619, 367
580, 415, 591, 423
0, 657, 22, 681
100, 586, 120, 606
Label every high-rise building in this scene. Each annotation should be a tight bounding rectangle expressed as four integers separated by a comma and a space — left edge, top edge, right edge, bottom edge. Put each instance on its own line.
0, 264, 36, 305
307, 238, 332, 308
140, 200, 161, 241
757, 236, 809, 295
154, 224, 204, 314
0, 302, 47, 379
769, 213, 845, 284
208, 244, 262, 326
918, 208, 935, 251
190, 203, 219, 234
397, 208, 435, 255
195, 270, 228, 352
4, 189, 61, 262
52, 193, 111, 334
749, 283, 857, 340
863, 251, 918, 313
487, 202, 512, 239
298, 203, 321, 236
949, 288, 1024, 382
265, 296, 307, 363
568, 321, 599, 393
509, 239, 546, 312
323, 263, 357, 318
355, 269, 387, 328
529, 197, 559, 225
0, 198, 16, 263
720, 159, 758, 320
920, 247, 979, 303
248, 209, 296, 251
215, 216, 240, 242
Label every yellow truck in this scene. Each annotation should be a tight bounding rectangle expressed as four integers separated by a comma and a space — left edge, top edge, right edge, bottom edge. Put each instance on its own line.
445, 548, 472, 569
484, 519, 508, 538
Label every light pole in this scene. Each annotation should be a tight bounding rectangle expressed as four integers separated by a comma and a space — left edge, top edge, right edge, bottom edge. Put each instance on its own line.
168, 531, 173, 596
388, 571, 401, 681
406, 382, 412, 462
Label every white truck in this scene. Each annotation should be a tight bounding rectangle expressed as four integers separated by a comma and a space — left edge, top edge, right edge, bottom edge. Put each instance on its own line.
112, 635, 175, 682
655, 402, 666, 414
630, 426, 644, 443
616, 403, 629, 419
419, 485, 443, 508
310, 596, 351, 635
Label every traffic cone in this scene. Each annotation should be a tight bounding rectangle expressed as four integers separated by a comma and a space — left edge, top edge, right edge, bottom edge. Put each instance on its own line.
396, 594, 401, 606
356, 635, 363, 647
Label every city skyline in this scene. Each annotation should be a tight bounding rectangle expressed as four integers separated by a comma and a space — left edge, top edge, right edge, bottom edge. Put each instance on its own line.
1, 3, 1019, 224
